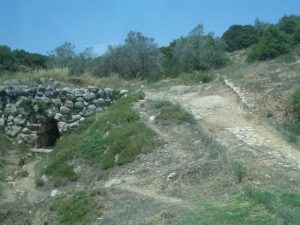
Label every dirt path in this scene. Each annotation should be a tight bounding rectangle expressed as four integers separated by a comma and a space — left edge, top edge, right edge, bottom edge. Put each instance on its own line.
2, 160, 45, 204
145, 83, 300, 185
96, 82, 300, 224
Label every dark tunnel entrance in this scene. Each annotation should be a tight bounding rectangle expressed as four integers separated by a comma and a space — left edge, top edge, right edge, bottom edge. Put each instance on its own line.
37, 118, 60, 148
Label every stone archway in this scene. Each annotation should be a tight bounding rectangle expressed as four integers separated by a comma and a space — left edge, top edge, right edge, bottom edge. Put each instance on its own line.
37, 118, 60, 148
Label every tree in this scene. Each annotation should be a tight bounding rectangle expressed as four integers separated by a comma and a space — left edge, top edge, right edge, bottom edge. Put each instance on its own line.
170, 24, 227, 73
248, 26, 290, 61
278, 15, 300, 34
49, 42, 76, 68
0, 45, 14, 71
222, 25, 259, 52
254, 18, 269, 31
174, 34, 227, 71
0, 45, 48, 72
188, 24, 204, 37
95, 32, 162, 79
69, 47, 96, 75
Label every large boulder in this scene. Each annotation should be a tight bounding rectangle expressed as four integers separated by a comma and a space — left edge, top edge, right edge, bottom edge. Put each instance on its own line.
4, 104, 18, 116
60, 106, 71, 114
5, 125, 22, 137
82, 104, 96, 117
83, 92, 96, 101
4, 85, 27, 97
74, 101, 84, 109
64, 100, 74, 109
92, 98, 105, 106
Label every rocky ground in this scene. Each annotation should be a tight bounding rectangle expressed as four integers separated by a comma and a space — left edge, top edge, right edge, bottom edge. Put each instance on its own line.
0, 80, 299, 224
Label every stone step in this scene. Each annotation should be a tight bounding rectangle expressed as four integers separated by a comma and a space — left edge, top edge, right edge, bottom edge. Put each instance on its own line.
30, 148, 53, 153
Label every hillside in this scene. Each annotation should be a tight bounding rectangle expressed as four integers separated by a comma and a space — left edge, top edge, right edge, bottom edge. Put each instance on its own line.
0, 56, 300, 224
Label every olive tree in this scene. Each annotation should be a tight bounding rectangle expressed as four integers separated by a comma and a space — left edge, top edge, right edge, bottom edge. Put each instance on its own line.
173, 24, 227, 72
96, 32, 162, 79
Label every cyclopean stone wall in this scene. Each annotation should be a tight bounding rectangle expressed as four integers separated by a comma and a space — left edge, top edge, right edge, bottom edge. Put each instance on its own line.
0, 84, 126, 147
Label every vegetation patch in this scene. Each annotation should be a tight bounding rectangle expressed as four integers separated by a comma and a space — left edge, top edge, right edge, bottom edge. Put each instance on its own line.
283, 122, 300, 144
51, 191, 103, 225
178, 187, 300, 225
231, 160, 247, 183
154, 100, 196, 125
245, 186, 300, 225
292, 87, 300, 119
176, 71, 215, 84
36, 92, 158, 186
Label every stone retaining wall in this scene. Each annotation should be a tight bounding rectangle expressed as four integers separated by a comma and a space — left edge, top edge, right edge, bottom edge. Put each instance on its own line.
0, 84, 125, 147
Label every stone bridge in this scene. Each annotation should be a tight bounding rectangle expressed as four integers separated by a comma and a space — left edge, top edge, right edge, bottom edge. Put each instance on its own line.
0, 84, 125, 148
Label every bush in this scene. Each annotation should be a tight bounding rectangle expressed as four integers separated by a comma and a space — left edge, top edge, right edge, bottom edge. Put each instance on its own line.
52, 191, 103, 225
231, 160, 246, 183
177, 71, 214, 84
154, 100, 196, 125
222, 25, 259, 52
292, 87, 300, 119
248, 26, 290, 61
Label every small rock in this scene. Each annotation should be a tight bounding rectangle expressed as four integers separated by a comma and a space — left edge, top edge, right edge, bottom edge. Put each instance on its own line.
73, 165, 81, 174
50, 189, 60, 197
104, 178, 122, 188
149, 116, 155, 122
64, 100, 74, 108
95, 107, 103, 113
41, 175, 48, 183
167, 172, 177, 180
83, 92, 96, 101
120, 90, 128, 96
74, 101, 84, 109
60, 106, 71, 114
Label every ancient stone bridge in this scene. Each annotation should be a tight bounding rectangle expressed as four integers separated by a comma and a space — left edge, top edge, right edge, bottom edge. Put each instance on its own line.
0, 83, 124, 148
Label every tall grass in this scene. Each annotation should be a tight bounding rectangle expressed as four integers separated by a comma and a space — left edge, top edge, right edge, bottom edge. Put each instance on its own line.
0, 69, 145, 90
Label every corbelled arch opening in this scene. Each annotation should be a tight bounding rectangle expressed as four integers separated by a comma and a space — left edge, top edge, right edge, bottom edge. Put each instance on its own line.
37, 118, 60, 148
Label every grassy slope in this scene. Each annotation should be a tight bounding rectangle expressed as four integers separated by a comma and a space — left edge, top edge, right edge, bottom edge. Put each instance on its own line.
179, 186, 300, 225
1, 62, 300, 223
36, 92, 159, 186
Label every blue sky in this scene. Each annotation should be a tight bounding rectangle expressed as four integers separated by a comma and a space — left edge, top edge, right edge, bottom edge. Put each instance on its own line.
1, 0, 300, 55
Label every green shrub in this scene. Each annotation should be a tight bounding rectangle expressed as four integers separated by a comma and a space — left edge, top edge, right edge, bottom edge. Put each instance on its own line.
52, 191, 103, 225
178, 195, 280, 225
179, 187, 300, 225
222, 25, 259, 52
231, 160, 246, 183
45, 161, 78, 187
292, 87, 300, 119
177, 71, 214, 84
15, 170, 29, 178
245, 186, 300, 225
155, 100, 196, 125
248, 26, 290, 61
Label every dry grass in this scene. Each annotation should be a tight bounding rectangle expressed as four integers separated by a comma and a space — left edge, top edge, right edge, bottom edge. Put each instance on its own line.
0, 69, 145, 90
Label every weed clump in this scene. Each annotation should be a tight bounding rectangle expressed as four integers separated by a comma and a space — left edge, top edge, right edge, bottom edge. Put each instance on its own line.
52, 191, 103, 225
176, 71, 215, 84
231, 160, 246, 183
179, 186, 300, 225
292, 87, 300, 119
154, 100, 196, 125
